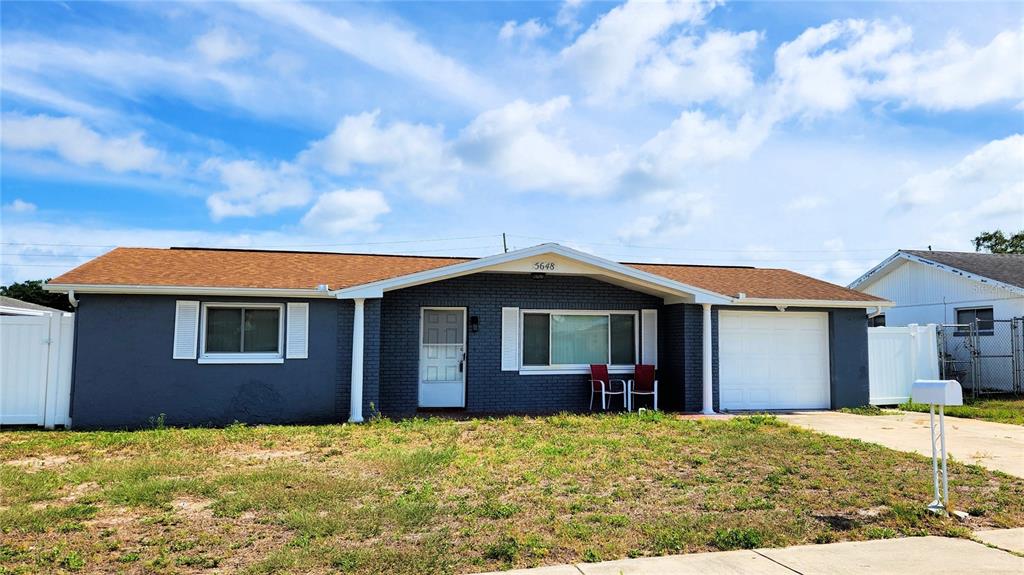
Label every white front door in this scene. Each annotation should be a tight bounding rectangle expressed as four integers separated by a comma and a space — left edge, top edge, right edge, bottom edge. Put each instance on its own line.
718, 311, 831, 411
419, 308, 466, 408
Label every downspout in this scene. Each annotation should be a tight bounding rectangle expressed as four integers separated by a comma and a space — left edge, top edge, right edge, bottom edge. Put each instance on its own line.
67, 289, 79, 308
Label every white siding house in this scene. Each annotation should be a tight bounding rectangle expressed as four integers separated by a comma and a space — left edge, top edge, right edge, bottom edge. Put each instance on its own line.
850, 250, 1024, 393
852, 255, 1024, 326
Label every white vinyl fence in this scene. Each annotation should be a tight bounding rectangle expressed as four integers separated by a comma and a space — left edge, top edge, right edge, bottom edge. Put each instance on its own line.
868, 324, 939, 405
0, 313, 74, 428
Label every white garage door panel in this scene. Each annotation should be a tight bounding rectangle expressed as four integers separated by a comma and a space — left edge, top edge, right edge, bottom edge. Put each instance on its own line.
719, 311, 830, 410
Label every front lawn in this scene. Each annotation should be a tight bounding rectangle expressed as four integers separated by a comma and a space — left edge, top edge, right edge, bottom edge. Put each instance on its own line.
2, 413, 1023, 574
900, 395, 1024, 426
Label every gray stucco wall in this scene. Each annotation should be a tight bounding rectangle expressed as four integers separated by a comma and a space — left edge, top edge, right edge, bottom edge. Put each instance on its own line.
71, 294, 342, 429
378, 273, 664, 416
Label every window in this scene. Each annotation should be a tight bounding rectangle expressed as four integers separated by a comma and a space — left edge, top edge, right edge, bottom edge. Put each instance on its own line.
868, 314, 886, 327
200, 303, 284, 363
521, 311, 637, 370
955, 307, 994, 336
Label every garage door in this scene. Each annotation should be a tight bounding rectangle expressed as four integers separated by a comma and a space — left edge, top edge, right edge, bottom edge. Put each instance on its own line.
719, 311, 830, 410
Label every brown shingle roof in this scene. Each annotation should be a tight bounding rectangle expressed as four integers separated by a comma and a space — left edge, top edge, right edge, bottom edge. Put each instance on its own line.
50, 247, 472, 290
627, 263, 883, 302
48, 247, 883, 302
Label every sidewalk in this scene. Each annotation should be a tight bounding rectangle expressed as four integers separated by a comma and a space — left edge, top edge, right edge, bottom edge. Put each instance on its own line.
476, 533, 1024, 574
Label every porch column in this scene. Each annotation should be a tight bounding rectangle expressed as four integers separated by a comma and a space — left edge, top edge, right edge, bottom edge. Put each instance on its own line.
701, 303, 716, 415
349, 298, 365, 423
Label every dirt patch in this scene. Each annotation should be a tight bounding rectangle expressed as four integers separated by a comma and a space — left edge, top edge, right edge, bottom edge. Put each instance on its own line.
4, 454, 78, 470
173, 496, 214, 520
227, 448, 306, 462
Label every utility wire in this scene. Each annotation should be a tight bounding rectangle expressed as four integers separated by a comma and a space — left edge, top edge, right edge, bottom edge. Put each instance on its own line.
505, 234, 915, 253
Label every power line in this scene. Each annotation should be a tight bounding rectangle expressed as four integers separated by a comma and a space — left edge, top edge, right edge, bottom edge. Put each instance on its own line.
506, 234, 914, 254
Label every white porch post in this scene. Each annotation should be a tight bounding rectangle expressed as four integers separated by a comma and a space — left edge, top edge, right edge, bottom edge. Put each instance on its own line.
701, 303, 716, 415
349, 298, 365, 423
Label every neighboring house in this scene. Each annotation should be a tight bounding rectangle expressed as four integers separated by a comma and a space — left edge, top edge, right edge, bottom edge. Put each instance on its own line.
0, 295, 67, 316
43, 243, 886, 429
850, 250, 1024, 393
849, 250, 1024, 327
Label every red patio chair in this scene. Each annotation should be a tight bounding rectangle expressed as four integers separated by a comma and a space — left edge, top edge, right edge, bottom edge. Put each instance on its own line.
589, 364, 627, 411
629, 364, 658, 411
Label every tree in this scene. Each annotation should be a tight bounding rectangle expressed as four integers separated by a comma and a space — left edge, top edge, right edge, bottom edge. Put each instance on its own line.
0, 279, 75, 312
973, 230, 1024, 254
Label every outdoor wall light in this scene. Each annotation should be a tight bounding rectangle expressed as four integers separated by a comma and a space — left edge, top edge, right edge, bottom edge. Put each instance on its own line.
469, 316, 480, 333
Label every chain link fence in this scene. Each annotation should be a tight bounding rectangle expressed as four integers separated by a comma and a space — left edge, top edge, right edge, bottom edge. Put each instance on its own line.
938, 317, 1023, 395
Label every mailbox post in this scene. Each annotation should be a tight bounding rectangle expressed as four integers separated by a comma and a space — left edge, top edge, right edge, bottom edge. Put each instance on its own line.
910, 379, 963, 514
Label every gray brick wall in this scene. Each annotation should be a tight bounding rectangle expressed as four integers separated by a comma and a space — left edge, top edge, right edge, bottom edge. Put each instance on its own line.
379, 273, 665, 416
71, 294, 341, 429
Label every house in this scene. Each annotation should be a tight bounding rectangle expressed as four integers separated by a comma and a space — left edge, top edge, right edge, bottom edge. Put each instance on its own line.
43, 243, 887, 429
850, 250, 1024, 393
849, 250, 1024, 327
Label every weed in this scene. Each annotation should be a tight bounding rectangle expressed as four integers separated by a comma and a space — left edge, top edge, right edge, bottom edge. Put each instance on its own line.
711, 528, 763, 550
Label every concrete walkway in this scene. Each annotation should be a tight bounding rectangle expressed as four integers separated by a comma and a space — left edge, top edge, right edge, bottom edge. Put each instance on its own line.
976, 527, 1024, 554
777, 411, 1024, 478
477, 535, 1024, 574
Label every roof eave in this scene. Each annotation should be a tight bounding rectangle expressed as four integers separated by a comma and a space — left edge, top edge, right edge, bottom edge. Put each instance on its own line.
729, 297, 893, 309
850, 251, 1024, 296
43, 283, 334, 298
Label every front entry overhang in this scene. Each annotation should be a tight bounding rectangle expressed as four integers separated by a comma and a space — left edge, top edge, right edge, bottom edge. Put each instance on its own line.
331, 243, 732, 305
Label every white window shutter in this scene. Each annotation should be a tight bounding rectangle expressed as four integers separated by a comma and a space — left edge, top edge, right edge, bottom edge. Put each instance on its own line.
173, 300, 200, 360
501, 307, 520, 371
286, 302, 309, 359
641, 309, 658, 367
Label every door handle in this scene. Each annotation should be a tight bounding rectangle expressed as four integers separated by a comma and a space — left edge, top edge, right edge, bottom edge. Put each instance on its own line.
459, 352, 466, 373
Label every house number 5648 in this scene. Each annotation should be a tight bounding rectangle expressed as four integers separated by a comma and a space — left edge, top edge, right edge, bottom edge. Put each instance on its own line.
533, 261, 556, 271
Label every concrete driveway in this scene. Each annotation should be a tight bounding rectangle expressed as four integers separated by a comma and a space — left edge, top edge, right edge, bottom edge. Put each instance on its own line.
778, 411, 1024, 478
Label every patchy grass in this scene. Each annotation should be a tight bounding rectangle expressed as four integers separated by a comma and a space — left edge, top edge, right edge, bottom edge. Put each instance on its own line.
900, 395, 1024, 426
2, 413, 1023, 574
839, 405, 886, 416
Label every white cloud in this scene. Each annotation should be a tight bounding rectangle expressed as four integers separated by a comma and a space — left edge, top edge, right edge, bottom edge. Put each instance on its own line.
194, 27, 255, 64
871, 26, 1024, 110
3, 199, 37, 213
555, 0, 584, 34
637, 30, 760, 105
204, 159, 314, 220
243, 2, 498, 108
499, 19, 550, 43
625, 110, 771, 189
1, 114, 171, 174
561, 0, 718, 101
786, 195, 827, 212
619, 191, 712, 240
302, 111, 459, 201
301, 189, 390, 235
892, 134, 1024, 210
456, 96, 622, 195
773, 19, 913, 116
773, 20, 1024, 116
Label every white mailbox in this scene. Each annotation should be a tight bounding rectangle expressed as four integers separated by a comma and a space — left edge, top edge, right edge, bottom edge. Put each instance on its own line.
911, 380, 963, 406
910, 379, 963, 514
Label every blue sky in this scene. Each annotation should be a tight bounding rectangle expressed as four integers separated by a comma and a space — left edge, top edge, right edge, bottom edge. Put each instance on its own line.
2, 0, 1022, 285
